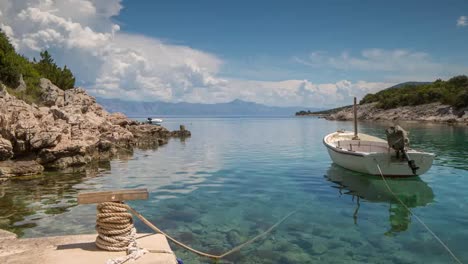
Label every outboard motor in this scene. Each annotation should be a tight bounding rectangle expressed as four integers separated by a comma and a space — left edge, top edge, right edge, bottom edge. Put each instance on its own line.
385, 125, 419, 174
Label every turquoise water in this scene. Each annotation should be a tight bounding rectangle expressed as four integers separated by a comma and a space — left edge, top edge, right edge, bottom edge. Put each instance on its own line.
1, 117, 468, 263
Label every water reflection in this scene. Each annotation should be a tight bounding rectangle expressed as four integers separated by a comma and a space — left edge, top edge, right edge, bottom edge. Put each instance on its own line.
0, 161, 110, 236
325, 164, 434, 235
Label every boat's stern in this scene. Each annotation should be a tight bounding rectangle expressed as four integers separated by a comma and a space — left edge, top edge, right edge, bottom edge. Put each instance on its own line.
365, 151, 435, 177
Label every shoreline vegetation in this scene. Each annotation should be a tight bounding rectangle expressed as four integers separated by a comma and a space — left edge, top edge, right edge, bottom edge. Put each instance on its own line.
296, 77, 468, 124
0, 29, 190, 181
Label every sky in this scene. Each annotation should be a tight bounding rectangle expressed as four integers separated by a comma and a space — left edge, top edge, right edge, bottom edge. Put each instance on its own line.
0, 0, 467, 108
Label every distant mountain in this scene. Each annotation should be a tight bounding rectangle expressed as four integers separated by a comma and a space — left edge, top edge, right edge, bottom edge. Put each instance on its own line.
96, 98, 320, 116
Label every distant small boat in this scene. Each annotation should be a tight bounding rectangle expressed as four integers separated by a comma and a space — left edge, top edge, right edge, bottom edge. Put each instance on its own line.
146, 117, 163, 125
323, 98, 434, 177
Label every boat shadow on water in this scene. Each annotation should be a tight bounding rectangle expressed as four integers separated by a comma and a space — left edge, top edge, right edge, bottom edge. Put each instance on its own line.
324, 164, 434, 236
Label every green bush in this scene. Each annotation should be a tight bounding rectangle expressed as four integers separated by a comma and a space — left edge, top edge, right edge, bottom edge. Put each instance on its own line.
454, 88, 468, 109
360, 76, 468, 109
34, 50, 75, 90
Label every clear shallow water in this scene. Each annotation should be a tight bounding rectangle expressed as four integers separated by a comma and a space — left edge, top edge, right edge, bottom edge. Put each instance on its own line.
1, 117, 468, 263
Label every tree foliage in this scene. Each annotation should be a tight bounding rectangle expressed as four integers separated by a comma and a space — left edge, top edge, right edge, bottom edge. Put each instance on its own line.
360, 76, 468, 109
0, 28, 76, 102
34, 51, 75, 90
295, 110, 313, 116
0, 31, 22, 87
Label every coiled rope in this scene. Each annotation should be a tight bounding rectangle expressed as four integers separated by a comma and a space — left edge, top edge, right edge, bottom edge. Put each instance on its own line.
96, 202, 136, 251
95, 201, 296, 261
95, 202, 149, 264
374, 161, 463, 264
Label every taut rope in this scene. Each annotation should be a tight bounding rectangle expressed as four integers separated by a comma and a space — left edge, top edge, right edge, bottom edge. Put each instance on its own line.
374, 161, 463, 264
127, 206, 297, 260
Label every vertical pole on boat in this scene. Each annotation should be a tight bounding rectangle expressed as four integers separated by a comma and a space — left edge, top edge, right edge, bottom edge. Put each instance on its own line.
353, 97, 359, 140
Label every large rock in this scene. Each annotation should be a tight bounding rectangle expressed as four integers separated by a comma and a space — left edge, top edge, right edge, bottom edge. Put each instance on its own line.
37, 145, 84, 164
45, 155, 90, 170
171, 125, 191, 137
29, 131, 61, 150
50, 106, 69, 121
100, 127, 134, 147
108, 112, 131, 127
129, 124, 171, 139
0, 229, 17, 240
39, 78, 65, 107
0, 83, 8, 98
15, 74, 27, 92
0, 160, 44, 179
0, 138, 13, 161
127, 124, 173, 147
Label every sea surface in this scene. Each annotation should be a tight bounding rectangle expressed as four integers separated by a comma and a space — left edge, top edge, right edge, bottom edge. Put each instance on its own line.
1, 117, 468, 263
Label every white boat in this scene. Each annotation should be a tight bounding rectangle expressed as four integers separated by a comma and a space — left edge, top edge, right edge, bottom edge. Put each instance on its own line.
146, 118, 163, 125
323, 131, 435, 176
323, 97, 435, 177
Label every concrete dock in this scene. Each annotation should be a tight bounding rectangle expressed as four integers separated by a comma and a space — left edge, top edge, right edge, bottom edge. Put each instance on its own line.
0, 230, 178, 264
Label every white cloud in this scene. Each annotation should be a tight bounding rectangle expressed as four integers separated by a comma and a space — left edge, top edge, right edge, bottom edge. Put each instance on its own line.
294, 49, 468, 82
221, 79, 394, 107
0, 0, 228, 102
91, 33, 226, 101
296, 49, 433, 72
457, 16, 467, 27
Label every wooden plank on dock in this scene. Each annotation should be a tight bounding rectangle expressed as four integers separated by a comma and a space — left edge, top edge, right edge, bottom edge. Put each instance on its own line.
77, 188, 148, 204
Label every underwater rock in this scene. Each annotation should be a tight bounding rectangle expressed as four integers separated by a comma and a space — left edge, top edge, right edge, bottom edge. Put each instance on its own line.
177, 232, 195, 244
310, 237, 328, 255
311, 224, 334, 239
276, 242, 311, 263
163, 210, 199, 223
226, 229, 243, 246
223, 250, 244, 262
255, 249, 282, 262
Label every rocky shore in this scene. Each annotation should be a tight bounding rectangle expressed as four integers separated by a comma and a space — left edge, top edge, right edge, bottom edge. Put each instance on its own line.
325, 102, 468, 123
0, 78, 190, 181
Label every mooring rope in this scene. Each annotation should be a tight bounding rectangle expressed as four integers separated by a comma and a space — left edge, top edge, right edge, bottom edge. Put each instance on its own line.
374, 161, 463, 264
126, 205, 297, 260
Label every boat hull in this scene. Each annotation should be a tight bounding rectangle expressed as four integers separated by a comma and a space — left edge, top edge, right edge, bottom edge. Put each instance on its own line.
324, 132, 434, 177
